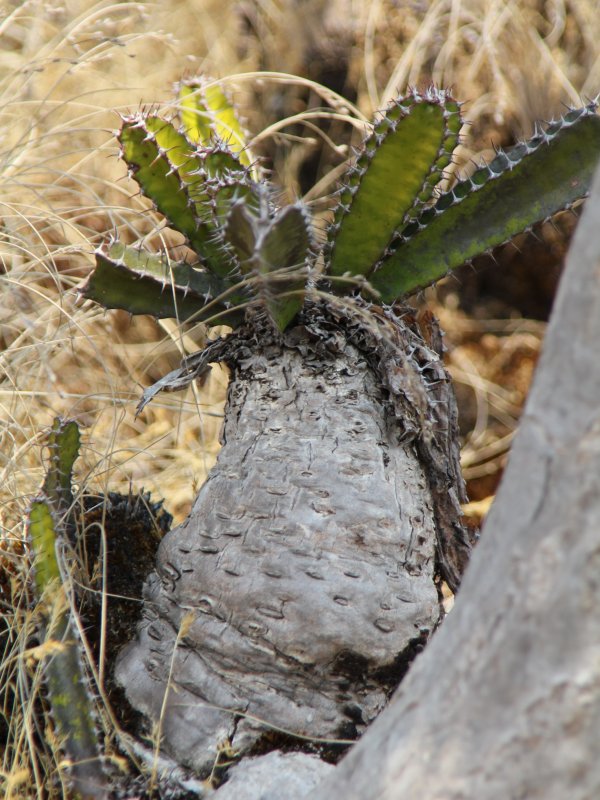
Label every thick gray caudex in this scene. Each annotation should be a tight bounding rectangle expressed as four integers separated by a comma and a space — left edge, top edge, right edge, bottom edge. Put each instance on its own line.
80, 81, 600, 783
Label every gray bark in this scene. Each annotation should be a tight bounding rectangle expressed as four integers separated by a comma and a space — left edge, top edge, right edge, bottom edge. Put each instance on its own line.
115, 306, 469, 775
310, 165, 600, 799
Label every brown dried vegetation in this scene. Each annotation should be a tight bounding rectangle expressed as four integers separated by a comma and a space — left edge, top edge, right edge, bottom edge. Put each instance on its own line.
1, 0, 599, 795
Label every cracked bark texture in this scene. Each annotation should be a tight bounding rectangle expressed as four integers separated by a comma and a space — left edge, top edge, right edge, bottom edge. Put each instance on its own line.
115, 307, 469, 774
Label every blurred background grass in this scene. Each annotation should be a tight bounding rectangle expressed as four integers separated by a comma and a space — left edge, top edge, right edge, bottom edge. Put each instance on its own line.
1, 0, 599, 793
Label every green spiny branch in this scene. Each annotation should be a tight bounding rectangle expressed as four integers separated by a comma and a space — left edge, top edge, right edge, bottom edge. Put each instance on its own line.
81, 80, 600, 374
28, 419, 107, 800
370, 102, 600, 300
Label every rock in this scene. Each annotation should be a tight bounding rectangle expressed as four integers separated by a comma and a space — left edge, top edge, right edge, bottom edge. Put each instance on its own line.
213, 751, 334, 800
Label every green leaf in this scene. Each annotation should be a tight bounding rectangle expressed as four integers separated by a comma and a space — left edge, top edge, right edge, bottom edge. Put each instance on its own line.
28, 494, 107, 798
372, 105, 600, 302
32, 417, 80, 591
222, 202, 312, 331
106, 241, 235, 298
141, 115, 198, 176
28, 500, 61, 594
179, 79, 253, 167
82, 248, 245, 327
141, 115, 250, 199
120, 114, 260, 278
119, 118, 203, 246
210, 176, 261, 234
261, 204, 312, 273
401, 93, 463, 223
258, 205, 311, 331
327, 90, 460, 278
42, 418, 80, 510
256, 267, 308, 333
224, 201, 257, 265
119, 116, 238, 277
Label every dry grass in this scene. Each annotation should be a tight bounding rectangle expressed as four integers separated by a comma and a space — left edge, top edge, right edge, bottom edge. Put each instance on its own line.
1, 0, 598, 795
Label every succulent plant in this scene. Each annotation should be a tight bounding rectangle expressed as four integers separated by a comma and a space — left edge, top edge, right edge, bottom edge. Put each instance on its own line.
82, 82, 600, 352
78, 81, 600, 776
27, 419, 107, 800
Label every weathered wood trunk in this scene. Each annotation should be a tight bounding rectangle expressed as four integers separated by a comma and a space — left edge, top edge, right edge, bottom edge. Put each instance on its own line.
115, 306, 470, 774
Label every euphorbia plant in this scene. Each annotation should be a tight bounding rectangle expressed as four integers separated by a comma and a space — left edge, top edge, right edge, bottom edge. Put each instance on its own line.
27, 420, 108, 799
82, 80, 600, 775
84, 85, 600, 329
